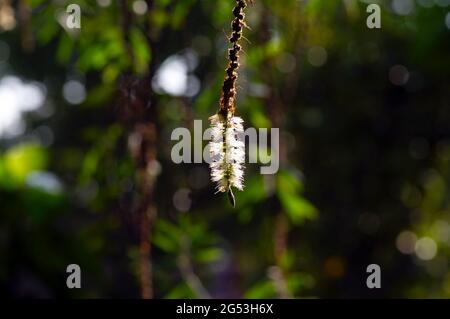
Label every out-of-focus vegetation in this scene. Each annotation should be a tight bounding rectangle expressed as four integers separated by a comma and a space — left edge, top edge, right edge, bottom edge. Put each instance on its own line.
0, 0, 450, 298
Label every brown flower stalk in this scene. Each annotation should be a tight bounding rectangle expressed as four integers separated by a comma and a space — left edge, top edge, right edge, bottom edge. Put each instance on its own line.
209, 115, 245, 204
219, 0, 249, 118
209, 1, 251, 207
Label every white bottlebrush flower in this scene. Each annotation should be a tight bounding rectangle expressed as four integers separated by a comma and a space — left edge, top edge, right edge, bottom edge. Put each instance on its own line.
208, 114, 245, 196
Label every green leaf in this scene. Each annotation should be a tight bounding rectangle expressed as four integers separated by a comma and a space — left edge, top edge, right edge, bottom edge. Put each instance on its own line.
279, 193, 318, 225
277, 169, 303, 194
245, 280, 276, 299
277, 170, 318, 224
152, 219, 183, 252
194, 247, 223, 264
56, 34, 74, 64
130, 27, 151, 74
287, 272, 316, 294
165, 282, 195, 299
0, 143, 48, 188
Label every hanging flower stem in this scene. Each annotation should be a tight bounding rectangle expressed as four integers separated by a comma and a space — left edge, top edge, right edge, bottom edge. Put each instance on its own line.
209, 0, 250, 207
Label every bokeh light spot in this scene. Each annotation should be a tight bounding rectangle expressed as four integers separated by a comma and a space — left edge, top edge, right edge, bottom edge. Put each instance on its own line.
0, 76, 46, 137
389, 64, 409, 86
62, 80, 86, 105
392, 0, 415, 16
173, 188, 192, 212
307, 46, 327, 67
132, 0, 148, 15
97, 0, 111, 7
396, 230, 417, 254
152, 53, 200, 97
415, 237, 437, 260
276, 52, 296, 73
26, 171, 63, 194
432, 220, 450, 243
446, 12, 450, 30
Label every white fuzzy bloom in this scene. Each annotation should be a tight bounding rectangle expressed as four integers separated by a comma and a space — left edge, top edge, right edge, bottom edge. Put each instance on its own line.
208, 114, 245, 193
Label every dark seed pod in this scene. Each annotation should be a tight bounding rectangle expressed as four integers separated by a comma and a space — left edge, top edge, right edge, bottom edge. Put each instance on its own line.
231, 61, 239, 69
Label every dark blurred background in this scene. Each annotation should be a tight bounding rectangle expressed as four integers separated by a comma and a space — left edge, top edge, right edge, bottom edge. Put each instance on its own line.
0, 0, 450, 298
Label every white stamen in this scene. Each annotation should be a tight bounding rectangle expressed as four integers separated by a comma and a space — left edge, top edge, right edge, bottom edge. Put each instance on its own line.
208, 114, 245, 193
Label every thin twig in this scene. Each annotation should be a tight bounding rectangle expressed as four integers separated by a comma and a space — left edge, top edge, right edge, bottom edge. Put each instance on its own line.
177, 236, 212, 299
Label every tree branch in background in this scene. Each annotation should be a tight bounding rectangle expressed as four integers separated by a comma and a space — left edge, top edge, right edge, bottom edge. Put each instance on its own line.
130, 124, 158, 299
17, 0, 34, 52
120, 0, 159, 299
120, 0, 135, 67
269, 214, 293, 299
